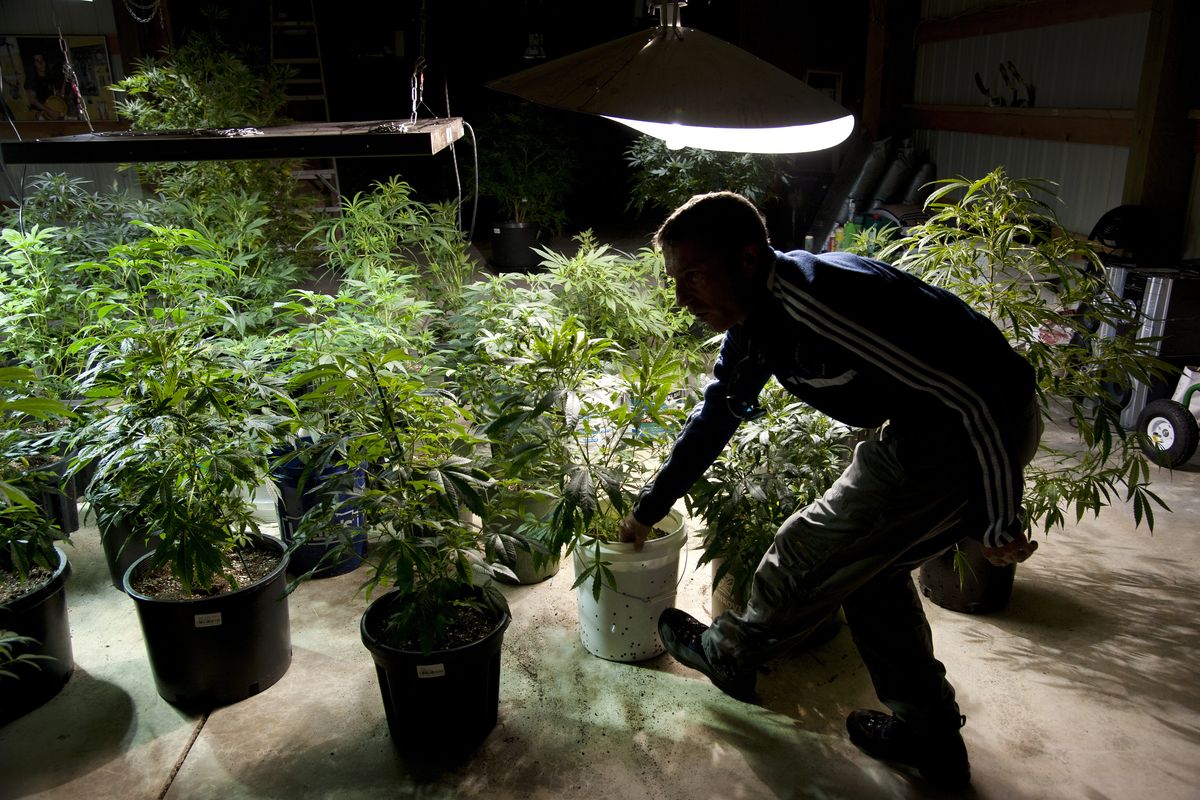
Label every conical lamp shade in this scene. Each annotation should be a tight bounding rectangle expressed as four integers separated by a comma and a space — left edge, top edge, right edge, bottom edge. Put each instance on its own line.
487, 25, 854, 153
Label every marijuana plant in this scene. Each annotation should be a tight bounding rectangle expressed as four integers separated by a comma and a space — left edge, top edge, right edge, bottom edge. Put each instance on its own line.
687, 384, 852, 608
73, 225, 292, 594
289, 348, 507, 652
879, 168, 1170, 536
306, 177, 476, 314
625, 134, 781, 215
474, 101, 579, 233
535, 231, 700, 359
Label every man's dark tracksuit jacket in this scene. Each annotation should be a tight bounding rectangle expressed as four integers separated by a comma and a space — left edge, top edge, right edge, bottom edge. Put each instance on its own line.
632, 248, 1037, 549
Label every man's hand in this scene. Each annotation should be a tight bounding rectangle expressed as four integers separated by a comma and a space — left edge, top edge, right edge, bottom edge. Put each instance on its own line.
982, 528, 1038, 566
618, 514, 653, 552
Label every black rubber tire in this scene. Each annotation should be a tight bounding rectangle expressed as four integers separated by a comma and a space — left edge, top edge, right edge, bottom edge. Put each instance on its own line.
1137, 398, 1199, 467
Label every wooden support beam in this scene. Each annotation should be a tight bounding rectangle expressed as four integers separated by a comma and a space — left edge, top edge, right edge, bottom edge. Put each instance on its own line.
917, 0, 1153, 43
1122, 0, 1195, 257
862, 0, 919, 142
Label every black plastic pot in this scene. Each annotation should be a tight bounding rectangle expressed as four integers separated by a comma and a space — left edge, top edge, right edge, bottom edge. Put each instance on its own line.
28, 459, 79, 535
361, 590, 510, 750
489, 221, 541, 271
100, 517, 156, 591
0, 546, 73, 724
123, 536, 292, 711
918, 538, 1016, 614
270, 456, 367, 579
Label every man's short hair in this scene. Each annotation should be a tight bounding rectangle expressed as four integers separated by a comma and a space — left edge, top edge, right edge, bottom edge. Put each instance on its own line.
654, 192, 771, 260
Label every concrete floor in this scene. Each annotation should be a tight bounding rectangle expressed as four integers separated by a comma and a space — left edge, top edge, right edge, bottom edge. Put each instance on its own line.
3, 420, 1199, 799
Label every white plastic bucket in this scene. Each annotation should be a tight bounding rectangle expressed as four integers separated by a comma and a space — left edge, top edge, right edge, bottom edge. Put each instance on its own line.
573, 511, 687, 662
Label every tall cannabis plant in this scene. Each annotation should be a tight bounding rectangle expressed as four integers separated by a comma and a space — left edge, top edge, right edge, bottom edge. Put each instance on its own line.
879, 168, 1169, 535
74, 225, 292, 594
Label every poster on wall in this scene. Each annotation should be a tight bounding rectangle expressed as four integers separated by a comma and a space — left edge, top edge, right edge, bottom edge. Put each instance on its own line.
0, 35, 117, 122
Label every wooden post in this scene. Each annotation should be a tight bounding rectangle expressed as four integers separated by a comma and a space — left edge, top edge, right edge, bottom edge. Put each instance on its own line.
861, 0, 918, 142
1122, 0, 1196, 258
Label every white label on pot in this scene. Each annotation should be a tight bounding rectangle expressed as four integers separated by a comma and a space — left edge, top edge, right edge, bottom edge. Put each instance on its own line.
417, 664, 445, 678
492, 227, 500, 235
195, 612, 223, 628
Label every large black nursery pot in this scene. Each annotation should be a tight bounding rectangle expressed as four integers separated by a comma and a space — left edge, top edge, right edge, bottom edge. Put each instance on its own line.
100, 517, 156, 591
489, 221, 541, 272
123, 536, 292, 711
361, 589, 511, 750
918, 537, 1016, 614
0, 546, 73, 724
270, 453, 366, 579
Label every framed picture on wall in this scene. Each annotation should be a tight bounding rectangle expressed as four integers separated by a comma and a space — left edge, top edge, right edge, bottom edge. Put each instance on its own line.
0, 35, 117, 122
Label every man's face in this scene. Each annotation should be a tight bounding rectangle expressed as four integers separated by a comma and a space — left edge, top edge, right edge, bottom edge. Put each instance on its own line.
664, 240, 754, 332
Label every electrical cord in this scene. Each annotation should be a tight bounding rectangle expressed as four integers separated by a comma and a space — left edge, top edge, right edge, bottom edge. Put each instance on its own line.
441, 78, 478, 243
443, 78, 462, 231
463, 119, 478, 245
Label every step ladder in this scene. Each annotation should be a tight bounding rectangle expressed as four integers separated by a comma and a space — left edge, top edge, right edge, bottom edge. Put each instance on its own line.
270, 0, 340, 213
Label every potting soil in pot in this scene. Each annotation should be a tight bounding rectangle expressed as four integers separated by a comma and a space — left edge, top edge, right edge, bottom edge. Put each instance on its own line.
129, 549, 281, 599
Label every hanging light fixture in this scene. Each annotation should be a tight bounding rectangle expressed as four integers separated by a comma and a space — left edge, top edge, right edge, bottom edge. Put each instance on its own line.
486, 1, 854, 154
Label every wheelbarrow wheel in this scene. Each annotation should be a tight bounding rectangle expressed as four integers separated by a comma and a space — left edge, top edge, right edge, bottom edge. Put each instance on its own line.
1137, 398, 1199, 467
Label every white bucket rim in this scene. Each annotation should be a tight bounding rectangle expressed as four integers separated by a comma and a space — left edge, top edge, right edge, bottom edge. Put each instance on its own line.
576, 509, 686, 564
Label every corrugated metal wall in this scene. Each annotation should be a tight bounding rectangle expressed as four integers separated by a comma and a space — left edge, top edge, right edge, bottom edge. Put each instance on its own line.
913, 1, 1151, 235
0, 0, 137, 197
911, 130, 1129, 235
915, 15, 1149, 108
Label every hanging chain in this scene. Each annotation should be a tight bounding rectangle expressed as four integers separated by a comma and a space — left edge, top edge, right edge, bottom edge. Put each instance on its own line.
410, 0, 428, 122
122, 0, 163, 26
58, 28, 94, 132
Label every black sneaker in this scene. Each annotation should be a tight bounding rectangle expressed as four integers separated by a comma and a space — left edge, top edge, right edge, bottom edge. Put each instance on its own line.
846, 709, 971, 790
658, 608, 757, 701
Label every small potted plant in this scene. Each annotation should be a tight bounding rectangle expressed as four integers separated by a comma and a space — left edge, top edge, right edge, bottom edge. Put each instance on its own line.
0, 367, 75, 723
73, 225, 295, 710
293, 347, 511, 751
549, 344, 690, 662
475, 101, 578, 271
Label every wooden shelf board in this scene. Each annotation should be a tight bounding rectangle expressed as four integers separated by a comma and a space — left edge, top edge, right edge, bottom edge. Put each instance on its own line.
1, 121, 132, 141
908, 104, 1134, 146
0, 118, 464, 164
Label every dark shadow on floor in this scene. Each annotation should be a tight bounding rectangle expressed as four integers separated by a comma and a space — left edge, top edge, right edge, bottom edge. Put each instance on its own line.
0, 668, 138, 796
962, 554, 1200, 745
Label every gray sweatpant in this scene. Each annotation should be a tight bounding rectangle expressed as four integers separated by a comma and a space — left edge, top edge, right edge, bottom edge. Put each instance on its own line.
703, 398, 1042, 731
